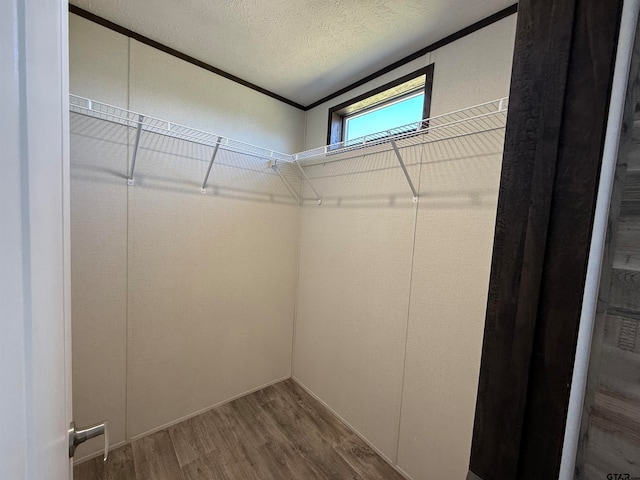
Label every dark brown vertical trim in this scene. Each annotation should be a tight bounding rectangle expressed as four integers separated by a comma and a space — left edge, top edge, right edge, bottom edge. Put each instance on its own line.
469, 0, 623, 478
421, 64, 434, 122
516, 0, 623, 477
68, 4, 306, 110
469, 1, 577, 476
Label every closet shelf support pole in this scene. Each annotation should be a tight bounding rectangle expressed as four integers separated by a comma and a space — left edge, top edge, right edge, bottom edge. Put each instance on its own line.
201, 136, 222, 194
270, 160, 301, 203
127, 115, 144, 186
294, 161, 322, 205
390, 139, 419, 202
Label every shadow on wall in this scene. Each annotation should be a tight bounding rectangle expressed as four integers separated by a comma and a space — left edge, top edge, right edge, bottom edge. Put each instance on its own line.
71, 113, 301, 206
71, 112, 505, 209
300, 130, 505, 209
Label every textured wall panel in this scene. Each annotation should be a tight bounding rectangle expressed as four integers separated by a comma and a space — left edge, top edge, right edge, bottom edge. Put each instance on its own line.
70, 117, 129, 459
124, 138, 300, 438
70, 14, 302, 459
295, 15, 515, 478
69, 14, 130, 106
429, 16, 517, 115
293, 147, 422, 461
127, 40, 305, 154
397, 133, 505, 480
69, 16, 130, 459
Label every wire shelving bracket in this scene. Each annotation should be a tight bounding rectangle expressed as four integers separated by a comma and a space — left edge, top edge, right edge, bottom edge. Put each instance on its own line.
293, 161, 322, 205
390, 138, 419, 202
201, 136, 222, 194
127, 115, 144, 186
269, 159, 301, 203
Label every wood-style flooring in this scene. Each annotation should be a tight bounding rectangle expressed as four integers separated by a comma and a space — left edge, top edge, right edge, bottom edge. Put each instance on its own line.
74, 379, 405, 480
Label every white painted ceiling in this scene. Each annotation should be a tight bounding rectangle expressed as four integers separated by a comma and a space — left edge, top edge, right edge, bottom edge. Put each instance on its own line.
71, 0, 514, 107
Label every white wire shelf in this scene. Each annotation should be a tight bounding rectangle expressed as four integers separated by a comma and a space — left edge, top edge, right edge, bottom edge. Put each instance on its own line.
69, 95, 293, 163
69, 94, 508, 204
70, 94, 295, 195
293, 97, 508, 202
293, 97, 508, 165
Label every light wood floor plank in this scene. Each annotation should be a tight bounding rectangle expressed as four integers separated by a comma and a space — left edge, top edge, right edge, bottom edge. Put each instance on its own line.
75, 380, 404, 480
74, 444, 136, 480
131, 430, 185, 480
274, 380, 405, 480
168, 414, 217, 467
199, 406, 265, 480
232, 394, 321, 479
271, 380, 354, 446
181, 451, 233, 480
258, 385, 364, 480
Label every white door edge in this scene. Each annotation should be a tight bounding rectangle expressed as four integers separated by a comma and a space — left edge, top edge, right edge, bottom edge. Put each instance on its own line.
0, 1, 72, 479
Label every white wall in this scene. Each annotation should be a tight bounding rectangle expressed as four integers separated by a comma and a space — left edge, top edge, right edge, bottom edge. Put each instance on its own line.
397, 134, 504, 480
69, 14, 305, 154
294, 149, 422, 460
69, 13, 303, 459
69, 14, 129, 459
293, 14, 516, 480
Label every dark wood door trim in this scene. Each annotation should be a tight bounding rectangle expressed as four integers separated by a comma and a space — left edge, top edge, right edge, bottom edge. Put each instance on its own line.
469, 0, 624, 479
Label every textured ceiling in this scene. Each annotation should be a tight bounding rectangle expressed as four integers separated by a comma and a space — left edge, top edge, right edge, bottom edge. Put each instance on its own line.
71, 0, 514, 106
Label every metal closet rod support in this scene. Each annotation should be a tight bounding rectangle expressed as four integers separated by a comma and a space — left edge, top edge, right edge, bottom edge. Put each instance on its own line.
201, 136, 222, 194
294, 160, 322, 205
270, 159, 301, 203
128, 115, 144, 186
390, 138, 419, 202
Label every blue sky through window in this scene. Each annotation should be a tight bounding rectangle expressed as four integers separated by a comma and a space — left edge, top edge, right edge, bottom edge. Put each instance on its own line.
344, 93, 424, 141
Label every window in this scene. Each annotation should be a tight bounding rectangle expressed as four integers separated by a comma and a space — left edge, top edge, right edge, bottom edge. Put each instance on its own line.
327, 65, 434, 146
344, 91, 425, 141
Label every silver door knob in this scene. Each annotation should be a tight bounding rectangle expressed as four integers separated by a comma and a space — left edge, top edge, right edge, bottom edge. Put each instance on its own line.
68, 420, 109, 461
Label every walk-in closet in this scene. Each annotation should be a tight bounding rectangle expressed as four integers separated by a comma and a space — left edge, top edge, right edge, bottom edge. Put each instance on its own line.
69, 2, 514, 479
